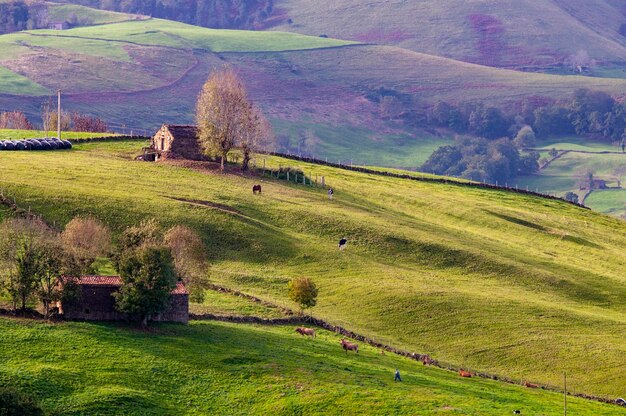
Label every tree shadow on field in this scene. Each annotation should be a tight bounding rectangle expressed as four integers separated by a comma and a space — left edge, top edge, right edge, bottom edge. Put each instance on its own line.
163, 204, 300, 265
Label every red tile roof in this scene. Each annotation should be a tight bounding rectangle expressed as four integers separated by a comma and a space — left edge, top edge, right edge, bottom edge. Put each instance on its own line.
75, 276, 122, 286
171, 282, 188, 295
73, 276, 188, 295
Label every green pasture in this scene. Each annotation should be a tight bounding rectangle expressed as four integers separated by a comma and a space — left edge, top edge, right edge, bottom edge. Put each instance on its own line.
271, 119, 453, 168
585, 189, 626, 218
0, 129, 118, 140
190, 289, 289, 318
535, 136, 622, 152
2, 318, 622, 415
31, 18, 356, 53
518, 152, 626, 202
0, 32, 133, 61
0, 66, 48, 96
47, 3, 143, 26
0, 141, 624, 400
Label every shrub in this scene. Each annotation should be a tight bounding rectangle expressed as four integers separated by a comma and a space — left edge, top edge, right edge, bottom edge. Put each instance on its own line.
288, 277, 318, 312
0, 387, 44, 416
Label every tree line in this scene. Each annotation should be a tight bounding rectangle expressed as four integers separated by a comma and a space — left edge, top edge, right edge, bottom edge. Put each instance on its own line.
0, 1, 49, 34
62, 0, 274, 29
420, 88, 626, 184
0, 110, 108, 133
428, 88, 626, 143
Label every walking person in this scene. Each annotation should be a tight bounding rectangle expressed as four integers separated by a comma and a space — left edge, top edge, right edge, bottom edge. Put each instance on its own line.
328, 187, 334, 200
394, 369, 402, 382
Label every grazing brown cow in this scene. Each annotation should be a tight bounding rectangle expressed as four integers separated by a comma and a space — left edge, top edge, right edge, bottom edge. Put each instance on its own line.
524, 382, 538, 388
340, 339, 359, 353
253, 184, 262, 194
295, 327, 316, 338
458, 370, 472, 378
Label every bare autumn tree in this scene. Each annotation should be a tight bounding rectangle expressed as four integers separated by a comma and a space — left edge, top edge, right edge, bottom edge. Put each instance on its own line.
70, 112, 108, 133
46, 111, 71, 133
196, 68, 249, 170
41, 99, 52, 136
0, 111, 33, 130
240, 104, 273, 171
61, 217, 111, 275
164, 225, 208, 301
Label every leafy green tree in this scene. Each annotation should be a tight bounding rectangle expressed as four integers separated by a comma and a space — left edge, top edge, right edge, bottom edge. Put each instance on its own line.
114, 246, 177, 327
468, 106, 509, 139
113, 218, 161, 269
10, 242, 40, 313
564, 192, 579, 204
421, 145, 462, 175
518, 152, 540, 175
513, 125, 536, 149
288, 277, 318, 313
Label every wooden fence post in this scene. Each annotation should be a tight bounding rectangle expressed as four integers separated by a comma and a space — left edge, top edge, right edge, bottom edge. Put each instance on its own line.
287, 171, 290, 182
321, 176, 325, 187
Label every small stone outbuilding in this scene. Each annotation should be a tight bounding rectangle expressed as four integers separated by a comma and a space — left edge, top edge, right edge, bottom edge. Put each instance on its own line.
151, 124, 206, 161
59, 276, 189, 323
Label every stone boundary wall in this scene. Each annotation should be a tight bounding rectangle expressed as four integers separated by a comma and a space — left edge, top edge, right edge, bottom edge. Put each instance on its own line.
258, 151, 589, 210
192, 284, 620, 407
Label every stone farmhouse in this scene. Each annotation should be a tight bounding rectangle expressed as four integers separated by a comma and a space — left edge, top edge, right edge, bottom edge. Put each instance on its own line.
59, 276, 189, 323
149, 124, 206, 161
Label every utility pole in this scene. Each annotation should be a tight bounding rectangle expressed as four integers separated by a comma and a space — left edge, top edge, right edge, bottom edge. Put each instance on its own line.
563, 373, 567, 416
57, 89, 61, 140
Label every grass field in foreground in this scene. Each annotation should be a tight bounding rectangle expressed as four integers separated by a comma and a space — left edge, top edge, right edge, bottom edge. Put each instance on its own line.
0, 141, 624, 398
0, 317, 623, 416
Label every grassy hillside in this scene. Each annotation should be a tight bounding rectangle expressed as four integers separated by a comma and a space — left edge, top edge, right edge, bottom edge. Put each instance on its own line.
4, 17, 626, 164
2, 318, 623, 415
0, 141, 624, 400
34, 18, 356, 52
47, 3, 145, 25
270, 0, 626, 70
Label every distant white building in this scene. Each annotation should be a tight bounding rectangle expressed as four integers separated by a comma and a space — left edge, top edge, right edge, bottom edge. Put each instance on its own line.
48, 22, 70, 30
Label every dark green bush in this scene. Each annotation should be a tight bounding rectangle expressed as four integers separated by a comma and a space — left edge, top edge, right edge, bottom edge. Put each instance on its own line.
0, 387, 44, 416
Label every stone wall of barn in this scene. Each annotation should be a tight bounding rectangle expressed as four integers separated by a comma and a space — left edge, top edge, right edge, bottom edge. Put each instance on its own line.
170, 134, 206, 161
153, 294, 189, 324
61, 285, 189, 323
61, 285, 126, 321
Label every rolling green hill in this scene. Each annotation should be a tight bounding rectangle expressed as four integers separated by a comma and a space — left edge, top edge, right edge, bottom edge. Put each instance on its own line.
47, 3, 146, 26
270, 0, 626, 70
0, 140, 624, 402
3, 17, 626, 167
1, 317, 622, 415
